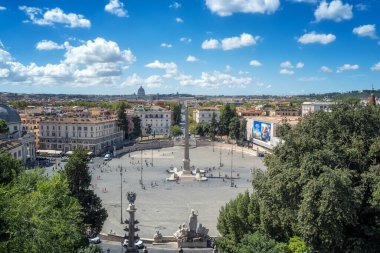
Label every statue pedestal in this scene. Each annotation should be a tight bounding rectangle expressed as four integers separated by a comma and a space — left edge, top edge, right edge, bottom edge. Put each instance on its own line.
182, 158, 191, 174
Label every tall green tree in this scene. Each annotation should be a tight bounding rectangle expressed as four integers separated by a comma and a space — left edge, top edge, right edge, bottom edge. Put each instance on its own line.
0, 119, 8, 134
219, 104, 236, 136
195, 122, 210, 137
132, 116, 142, 139
0, 170, 86, 252
209, 112, 218, 140
228, 117, 241, 140
0, 150, 22, 185
170, 125, 183, 137
65, 148, 108, 235
116, 102, 128, 139
239, 118, 247, 141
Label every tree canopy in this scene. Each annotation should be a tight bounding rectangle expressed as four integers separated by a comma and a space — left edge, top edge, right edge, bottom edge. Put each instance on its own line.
170, 124, 183, 137
0, 119, 8, 134
116, 102, 128, 139
217, 101, 380, 253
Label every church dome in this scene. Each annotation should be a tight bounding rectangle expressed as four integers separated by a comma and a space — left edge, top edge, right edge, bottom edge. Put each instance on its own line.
137, 85, 145, 99
0, 104, 21, 124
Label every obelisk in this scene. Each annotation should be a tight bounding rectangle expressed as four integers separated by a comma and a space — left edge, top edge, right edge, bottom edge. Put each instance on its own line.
183, 103, 191, 174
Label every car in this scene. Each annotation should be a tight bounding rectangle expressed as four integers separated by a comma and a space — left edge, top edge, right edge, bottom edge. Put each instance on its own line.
61, 157, 68, 162
89, 236, 101, 244
104, 154, 111, 161
123, 239, 144, 249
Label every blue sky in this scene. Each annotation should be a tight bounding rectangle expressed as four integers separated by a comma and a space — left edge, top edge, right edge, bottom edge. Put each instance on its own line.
0, 0, 379, 96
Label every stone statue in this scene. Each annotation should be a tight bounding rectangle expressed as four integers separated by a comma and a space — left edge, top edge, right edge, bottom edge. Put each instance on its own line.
127, 192, 136, 204
174, 224, 188, 239
153, 230, 163, 243
188, 209, 198, 233
196, 223, 208, 237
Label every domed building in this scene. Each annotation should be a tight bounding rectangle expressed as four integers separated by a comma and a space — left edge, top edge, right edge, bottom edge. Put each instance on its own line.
0, 103, 35, 163
137, 86, 146, 100
0, 104, 22, 139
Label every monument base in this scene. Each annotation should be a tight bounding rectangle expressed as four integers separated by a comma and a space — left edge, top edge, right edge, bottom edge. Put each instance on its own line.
178, 240, 208, 248
125, 247, 139, 253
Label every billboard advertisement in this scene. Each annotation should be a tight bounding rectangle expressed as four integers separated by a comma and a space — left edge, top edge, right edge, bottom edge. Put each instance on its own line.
251, 120, 271, 142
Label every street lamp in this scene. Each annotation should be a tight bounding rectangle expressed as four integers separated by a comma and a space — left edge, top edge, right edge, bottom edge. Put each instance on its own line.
119, 165, 123, 224
230, 145, 234, 187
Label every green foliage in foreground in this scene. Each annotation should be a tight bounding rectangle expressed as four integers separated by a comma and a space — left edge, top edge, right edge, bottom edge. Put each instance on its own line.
217, 101, 380, 253
0, 170, 86, 252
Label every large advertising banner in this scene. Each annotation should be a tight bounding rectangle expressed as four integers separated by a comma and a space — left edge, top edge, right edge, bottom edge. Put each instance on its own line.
252, 120, 271, 142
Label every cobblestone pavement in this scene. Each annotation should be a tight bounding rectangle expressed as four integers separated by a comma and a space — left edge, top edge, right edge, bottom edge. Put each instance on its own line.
41, 144, 261, 240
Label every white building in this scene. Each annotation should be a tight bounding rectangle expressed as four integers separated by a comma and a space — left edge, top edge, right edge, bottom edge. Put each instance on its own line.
127, 105, 172, 135
0, 140, 23, 160
301, 102, 333, 117
39, 117, 123, 155
193, 107, 220, 124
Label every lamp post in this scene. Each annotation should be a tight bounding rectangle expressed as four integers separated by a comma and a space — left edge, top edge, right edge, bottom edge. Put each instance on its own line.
230, 145, 233, 187
119, 165, 123, 224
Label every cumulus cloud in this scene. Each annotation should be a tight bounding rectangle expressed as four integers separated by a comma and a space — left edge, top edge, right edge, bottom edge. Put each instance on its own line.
320, 66, 332, 73
355, 3, 367, 11
280, 61, 294, 68
105, 0, 128, 17
19, 6, 91, 28
145, 60, 178, 78
280, 69, 295, 75
0, 38, 136, 87
289, 0, 317, 3
160, 43, 173, 48
179, 71, 252, 89
201, 39, 220, 49
175, 17, 183, 23
180, 37, 192, 43
0, 6, 6, 11
170, 2, 181, 9
353, 24, 377, 39
371, 62, 380, 71
337, 64, 359, 73
296, 62, 304, 68
205, 0, 280, 16
298, 32, 336, 44
186, 55, 199, 62
249, 60, 262, 67
314, 0, 353, 22
36, 40, 68, 50
202, 33, 260, 50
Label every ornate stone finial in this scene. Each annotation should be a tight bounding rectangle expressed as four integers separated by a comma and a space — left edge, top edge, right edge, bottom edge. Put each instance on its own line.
127, 192, 136, 204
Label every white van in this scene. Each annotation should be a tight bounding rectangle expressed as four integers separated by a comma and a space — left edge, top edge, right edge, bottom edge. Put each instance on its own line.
104, 154, 111, 161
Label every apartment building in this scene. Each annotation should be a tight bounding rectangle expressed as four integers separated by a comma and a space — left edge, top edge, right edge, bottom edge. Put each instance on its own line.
127, 105, 172, 135
39, 117, 123, 155
301, 102, 333, 116
192, 107, 220, 124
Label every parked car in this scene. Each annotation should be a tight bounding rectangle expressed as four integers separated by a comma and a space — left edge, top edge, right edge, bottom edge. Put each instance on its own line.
104, 154, 111, 161
123, 239, 144, 249
89, 236, 101, 244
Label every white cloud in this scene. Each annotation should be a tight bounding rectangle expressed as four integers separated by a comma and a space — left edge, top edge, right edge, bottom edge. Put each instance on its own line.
280, 61, 293, 68
186, 55, 199, 62
170, 2, 181, 9
205, 0, 280, 16
145, 60, 178, 78
145, 75, 163, 88
298, 32, 336, 44
238, 70, 249, 75
280, 69, 295, 75
180, 37, 192, 43
298, 76, 326, 82
225, 65, 231, 71
175, 17, 183, 23
0, 6, 6, 11
201, 39, 220, 49
179, 71, 252, 89
0, 38, 136, 88
19, 6, 91, 28
355, 3, 367, 11
289, 0, 317, 3
202, 33, 259, 51
160, 43, 173, 48
221, 33, 259, 50
105, 0, 128, 17
64, 38, 135, 66
36, 40, 67, 50
353, 24, 377, 39
249, 60, 262, 67
122, 73, 142, 87
337, 64, 359, 73
371, 62, 380, 71
320, 66, 332, 73
296, 62, 304, 69
314, 0, 353, 22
